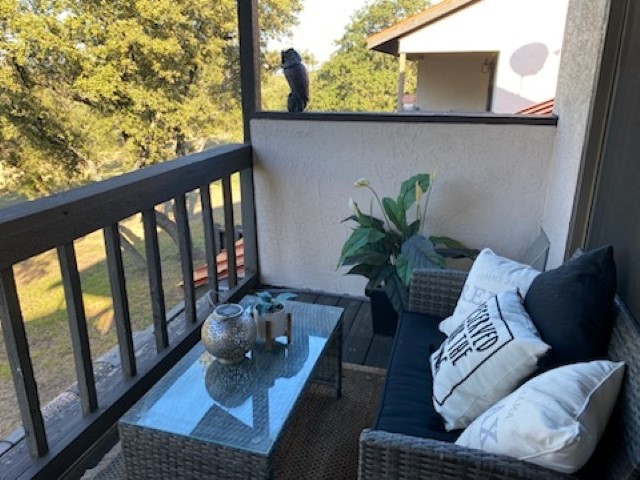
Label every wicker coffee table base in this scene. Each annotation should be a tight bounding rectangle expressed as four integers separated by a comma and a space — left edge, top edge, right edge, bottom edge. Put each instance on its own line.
119, 422, 271, 479
119, 313, 342, 479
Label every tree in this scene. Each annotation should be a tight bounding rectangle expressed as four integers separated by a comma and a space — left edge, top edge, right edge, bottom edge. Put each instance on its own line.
0, 0, 302, 195
312, 0, 428, 112
0, 0, 302, 267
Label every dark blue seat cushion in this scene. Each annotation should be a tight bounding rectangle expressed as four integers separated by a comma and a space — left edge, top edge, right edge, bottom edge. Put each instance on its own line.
374, 311, 461, 442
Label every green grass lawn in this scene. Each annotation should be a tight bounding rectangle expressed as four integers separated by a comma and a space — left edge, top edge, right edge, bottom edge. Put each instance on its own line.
0, 177, 243, 438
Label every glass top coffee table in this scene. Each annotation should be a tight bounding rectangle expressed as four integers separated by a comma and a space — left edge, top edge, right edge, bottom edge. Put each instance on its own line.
118, 300, 343, 479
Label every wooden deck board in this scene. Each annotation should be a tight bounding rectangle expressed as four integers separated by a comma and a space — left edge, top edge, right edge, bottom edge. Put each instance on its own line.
337, 296, 366, 340
365, 335, 394, 369
314, 294, 341, 306
293, 292, 318, 303
342, 301, 374, 365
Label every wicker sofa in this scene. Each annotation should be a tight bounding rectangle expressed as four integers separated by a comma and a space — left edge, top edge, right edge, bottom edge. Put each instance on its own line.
358, 268, 640, 480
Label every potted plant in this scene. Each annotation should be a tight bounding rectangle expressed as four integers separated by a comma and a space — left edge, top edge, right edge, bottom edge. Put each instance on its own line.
338, 174, 476, 334
250, 291, 296, 347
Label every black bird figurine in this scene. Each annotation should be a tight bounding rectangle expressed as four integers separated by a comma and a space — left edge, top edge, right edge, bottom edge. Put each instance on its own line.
281, 48, 309, 112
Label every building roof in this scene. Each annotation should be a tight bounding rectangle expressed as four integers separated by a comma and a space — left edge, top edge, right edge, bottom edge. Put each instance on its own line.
516, 99, 555, 115
367, 0, 481, 55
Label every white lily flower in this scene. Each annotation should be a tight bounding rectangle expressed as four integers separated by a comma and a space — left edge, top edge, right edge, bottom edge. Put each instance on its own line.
415, 182, 423, 203
348, 197, 358, 213
353, 178, 370, 188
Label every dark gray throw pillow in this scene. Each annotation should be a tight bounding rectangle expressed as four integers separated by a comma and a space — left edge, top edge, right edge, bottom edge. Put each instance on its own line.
524, 246, 616, 370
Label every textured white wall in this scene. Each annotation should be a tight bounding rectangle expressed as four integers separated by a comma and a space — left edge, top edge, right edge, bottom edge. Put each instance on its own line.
251, 119, 556, 296
416, 53, 492, 112
400, 0, 569, 112
542, 0, 612, 267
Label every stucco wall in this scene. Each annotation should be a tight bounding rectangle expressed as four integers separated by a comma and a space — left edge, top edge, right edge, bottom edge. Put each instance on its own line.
542, 0, 612, 267
251, 119, 556, 296
399, 0, 568, 113
416, 53, 492, 112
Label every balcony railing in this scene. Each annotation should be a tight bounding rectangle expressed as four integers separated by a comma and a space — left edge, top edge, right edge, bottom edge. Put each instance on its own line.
0, 144, 259, 479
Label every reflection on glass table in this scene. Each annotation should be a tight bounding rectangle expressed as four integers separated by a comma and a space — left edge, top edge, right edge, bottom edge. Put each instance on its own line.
120, 300, 342, 459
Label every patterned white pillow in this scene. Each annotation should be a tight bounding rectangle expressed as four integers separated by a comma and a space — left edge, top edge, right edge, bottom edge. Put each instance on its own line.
430, 289, 549, 431
439, 248, 540, 336
456, 360, 625, 474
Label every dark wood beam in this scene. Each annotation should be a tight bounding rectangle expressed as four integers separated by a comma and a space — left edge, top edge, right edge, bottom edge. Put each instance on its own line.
200, 184, 220, 296
237, 0, 261, 142
222, 176, 238, 288
174, 195, 196, 325
240, 164, 259, 280
253, 111, 559, 126
0, 145, 251, 271
103, 224, 136, 378
57, 243, 99, 416
142, 209, 169, 351
0, 269, 48, 458
0, 147, 257, 477
5, 273, 259, 480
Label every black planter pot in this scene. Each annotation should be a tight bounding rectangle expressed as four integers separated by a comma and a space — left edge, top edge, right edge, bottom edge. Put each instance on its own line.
366, 288, 398, 337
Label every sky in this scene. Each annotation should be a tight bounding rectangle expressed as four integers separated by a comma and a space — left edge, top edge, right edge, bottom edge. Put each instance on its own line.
270, 0, 370, 64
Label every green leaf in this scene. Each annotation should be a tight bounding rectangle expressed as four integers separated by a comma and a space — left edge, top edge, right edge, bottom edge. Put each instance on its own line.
435, 248, 479, 259
395, 254, 412, 286
405, 220, 420, 239
342, 251, 389, 266
256, 304, 270, 315
430, 235, 478, 260
341, 215, 358, 223
401, 235, 446, 269
429, 236, 468, 250
384, 273, 409, 315
365, 263, 395, 291
382, 196, 407, 232
257, 291, 273, 302
399, 173, 430, 210
347, 264, 377, 279
357, 211, 385, 231
342, 205, 384, 231
275, 292, 297, 302
338, 227, 386, 266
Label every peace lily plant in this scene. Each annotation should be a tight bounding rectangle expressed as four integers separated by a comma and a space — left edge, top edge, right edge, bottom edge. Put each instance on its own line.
338, 174, 476, 315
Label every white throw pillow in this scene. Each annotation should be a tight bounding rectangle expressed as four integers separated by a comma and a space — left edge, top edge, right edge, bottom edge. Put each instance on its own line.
439, 248, 540, 336
456, 360, 625, 474
430, 289, 549, 431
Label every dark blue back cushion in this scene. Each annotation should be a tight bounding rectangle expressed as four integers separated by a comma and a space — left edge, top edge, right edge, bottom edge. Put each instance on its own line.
524, 245, 617, 370
375, 311, 461, 442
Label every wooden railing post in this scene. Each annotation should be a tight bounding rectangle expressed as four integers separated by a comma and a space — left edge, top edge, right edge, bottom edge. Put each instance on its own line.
237, 0, 261, 142
174, 195, 196, 324
142, 209, 169, 351
240, 164, 259, 284
222, 176, 238, 288
0, 145, 257, 478
57, 243, 99, 416
104, 224, 136, 378
0, 269, 48, 458
200, 185, 220, 296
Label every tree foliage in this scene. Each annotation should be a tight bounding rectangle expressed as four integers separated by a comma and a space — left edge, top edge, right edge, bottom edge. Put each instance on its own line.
312, 0, 428, 112
0, 0, 302, 196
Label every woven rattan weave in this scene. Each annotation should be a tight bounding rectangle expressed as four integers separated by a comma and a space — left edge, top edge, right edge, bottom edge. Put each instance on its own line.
119, 301, 343, 479
359, 268, 640, 480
